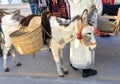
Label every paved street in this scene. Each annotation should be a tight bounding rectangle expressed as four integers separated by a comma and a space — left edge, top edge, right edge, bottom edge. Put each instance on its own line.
0, 4, 120, 84
0, 35, 120, 84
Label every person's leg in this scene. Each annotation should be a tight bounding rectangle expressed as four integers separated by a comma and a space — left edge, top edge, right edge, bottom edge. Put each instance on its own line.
49, 1, 53, 12
34, 3, 39, 15
82, 69, 97, 78
30, 4, 34, 14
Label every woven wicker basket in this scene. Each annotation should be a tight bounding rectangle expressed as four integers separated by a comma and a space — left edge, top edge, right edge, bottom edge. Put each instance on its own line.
10, 26, 43, 55
28, 16, 41, 27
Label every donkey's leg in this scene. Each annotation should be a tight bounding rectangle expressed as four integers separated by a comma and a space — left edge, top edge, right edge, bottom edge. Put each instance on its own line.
51, 48, 64, 77
0, 44, 3, 56
11, 47, 22, 66
3, 46, 11, 72
0, 32, 4, 57
59, 49, 68, 74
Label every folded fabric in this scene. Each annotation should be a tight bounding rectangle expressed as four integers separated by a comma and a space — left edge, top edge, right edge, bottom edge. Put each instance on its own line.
98, 20, 116, 33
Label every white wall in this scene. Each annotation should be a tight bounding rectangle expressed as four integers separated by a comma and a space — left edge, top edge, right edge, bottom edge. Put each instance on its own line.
0, 0, 22, 4
115, 0, 120, 4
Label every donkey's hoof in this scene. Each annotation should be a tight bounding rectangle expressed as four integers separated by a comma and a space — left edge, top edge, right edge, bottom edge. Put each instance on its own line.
58, 72, 64, 77
49, 48, 51, 52
7, 51, 11, 56
16, 62, 22, 66
0, 49, 3, 56
4, 68, 9, 72
59, 75, 64, 77
70, 63, 79, 70
63, 70, 69, 74
62, 68, 69, 74
0, 53, 3, 57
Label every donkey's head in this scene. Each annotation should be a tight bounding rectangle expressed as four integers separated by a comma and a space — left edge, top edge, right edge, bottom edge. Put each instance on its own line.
0, 9, 9, 23
10, 10, 24, 22
76, 9, 96, 51
1, 10, 24, 27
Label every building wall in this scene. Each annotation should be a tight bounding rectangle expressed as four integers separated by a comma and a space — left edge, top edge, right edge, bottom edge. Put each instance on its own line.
0, 0, 29, 4
0, 3, 31, 16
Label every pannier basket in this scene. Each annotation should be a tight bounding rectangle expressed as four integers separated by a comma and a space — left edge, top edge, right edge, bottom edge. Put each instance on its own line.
10, 26, 43, 55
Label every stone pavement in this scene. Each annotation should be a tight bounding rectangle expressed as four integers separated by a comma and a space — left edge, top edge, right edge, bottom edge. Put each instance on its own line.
0, 4, 120, 84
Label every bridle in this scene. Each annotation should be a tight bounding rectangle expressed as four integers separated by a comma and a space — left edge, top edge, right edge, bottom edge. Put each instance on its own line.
77, 19, 96, 46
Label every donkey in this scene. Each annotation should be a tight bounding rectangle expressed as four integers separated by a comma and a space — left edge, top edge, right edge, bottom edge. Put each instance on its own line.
1, 10, 25, 72
1, 9, 95, 77
41, 9, 96, 77
1, 9, 42, 72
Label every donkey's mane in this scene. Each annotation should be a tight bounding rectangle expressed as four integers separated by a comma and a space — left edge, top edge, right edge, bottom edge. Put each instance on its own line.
41, 11, 82, 44
56, 15, 81, 27
41, 11, 52, 44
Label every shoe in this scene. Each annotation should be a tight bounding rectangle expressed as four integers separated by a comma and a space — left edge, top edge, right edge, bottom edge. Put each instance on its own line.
82, 69, 97, 78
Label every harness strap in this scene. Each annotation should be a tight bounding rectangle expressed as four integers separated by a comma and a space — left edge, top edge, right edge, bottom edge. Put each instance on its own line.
81, 39, 97, 46
94, 27, 100, 36
77, 20, 89, 39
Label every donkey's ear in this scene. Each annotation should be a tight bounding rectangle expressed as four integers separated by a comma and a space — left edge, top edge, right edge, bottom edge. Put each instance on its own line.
0, 9, 8, 15
13, 9, 20, 15
81, 9, 88, 24
10, 9, 20, 16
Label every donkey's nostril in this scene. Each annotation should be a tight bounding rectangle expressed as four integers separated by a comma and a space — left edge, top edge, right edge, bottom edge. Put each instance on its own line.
87, 33, 91, 35
89, 47, 96, 51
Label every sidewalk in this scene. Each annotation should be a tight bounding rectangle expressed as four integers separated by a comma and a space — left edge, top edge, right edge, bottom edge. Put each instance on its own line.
0, 4, 120, 84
